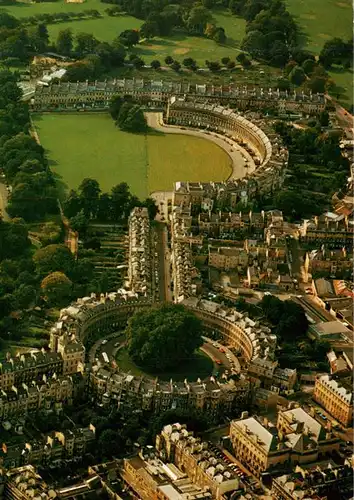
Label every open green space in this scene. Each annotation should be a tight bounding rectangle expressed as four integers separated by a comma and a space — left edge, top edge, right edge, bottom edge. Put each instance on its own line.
4, 1, 245, 63
134, 33, 242, 66
3, 0, 107, 18
286, 0, 353, 108
32, 113, 232, 198
133, 10, 246, 65
115, 347, 214, 381
328, 67, 354, 109
47, 15, 142, 43
286, 0, 352, 54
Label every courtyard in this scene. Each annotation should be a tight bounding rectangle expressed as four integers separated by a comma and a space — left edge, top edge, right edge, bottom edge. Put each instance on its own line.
33, 113, 232, 198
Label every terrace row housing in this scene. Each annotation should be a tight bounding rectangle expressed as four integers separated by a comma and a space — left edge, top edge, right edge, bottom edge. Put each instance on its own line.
0, 345, 85, 392
31, 79, 326, 115
122, 453, 215, 500
0, 464, 107, 500
155, 423, 240, 500
0, 425, 95, 470
313, 375, 353, 427
304, 246, 353, 279
0, 372, 85, 423
300, 214, 354, 248
271, 463, 353, 499
127, 207, 152, 297
171, 205, 296, 300
90, 366, 250, 417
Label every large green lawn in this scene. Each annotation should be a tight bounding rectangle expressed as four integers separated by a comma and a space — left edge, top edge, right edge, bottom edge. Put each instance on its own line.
286, 0, 353, 108
47, 15, 142, 43
33, 113, 232, 198
286, 0, 352, 54
5, 1, 246, 64
4, 0, 106, 17
132, 9, 246, 65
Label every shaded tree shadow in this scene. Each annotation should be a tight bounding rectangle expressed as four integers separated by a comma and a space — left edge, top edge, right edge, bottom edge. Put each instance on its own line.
52, 171, 69, 201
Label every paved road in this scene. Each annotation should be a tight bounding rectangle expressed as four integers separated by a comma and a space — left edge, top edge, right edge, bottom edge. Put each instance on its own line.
92, 332, 125, 364
154, 222, 172, 302
0, 183, 9, 221
145, 112, 252, 181
202, 343, 233, 376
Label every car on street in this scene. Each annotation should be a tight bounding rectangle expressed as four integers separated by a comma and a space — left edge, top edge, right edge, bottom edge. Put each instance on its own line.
215, 359, 222, 365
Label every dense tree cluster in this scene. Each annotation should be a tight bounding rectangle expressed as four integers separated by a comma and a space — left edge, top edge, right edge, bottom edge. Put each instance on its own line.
259, 295, 329, 370
63, 178, 157, 225
0, 13, 49, 62
0, 79, 99, 333
126, 304, 203, 372
319, 37, 353, 69
54, 28, 126, 80
102, 0, 226, 45
268, 120, 350, 219
231, 0, 297, 66
20, 9, 101, 28
114, 100, 148, 132
0, 72, 58, 221
260, 295, 309, 341
0, 219, 35, 338
40, 271, 72, 305
0, 228, 95, 344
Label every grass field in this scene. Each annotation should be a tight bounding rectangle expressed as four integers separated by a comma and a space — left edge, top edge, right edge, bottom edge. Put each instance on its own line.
5, 1, 246, 64
33, 113, 232, 198
328, 66, 354, 108
3, 0, 106, 17
47, 15, 142, 43
132, 9, 246, 64
286, 0, 352, 54
286, 0, 353, 108
115, 347, 214, 381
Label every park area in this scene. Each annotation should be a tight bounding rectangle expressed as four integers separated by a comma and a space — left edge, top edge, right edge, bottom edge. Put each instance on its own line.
286, 0, 353, 108
115, 347, 214, 381
32, 113, 232, 198
3, 0, 352, 106
3, 1, 246, 64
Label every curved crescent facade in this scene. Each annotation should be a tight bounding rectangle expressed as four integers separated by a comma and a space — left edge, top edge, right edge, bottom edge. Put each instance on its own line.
166, 100, 289, 197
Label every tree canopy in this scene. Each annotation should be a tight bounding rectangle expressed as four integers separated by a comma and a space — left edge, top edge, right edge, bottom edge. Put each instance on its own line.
63, 179, 158, 224
33, 244, 75, 277
116, 102, 147, 132
41, 271, 72, 304
260, 295, 309, 341
127, 304, 203, 372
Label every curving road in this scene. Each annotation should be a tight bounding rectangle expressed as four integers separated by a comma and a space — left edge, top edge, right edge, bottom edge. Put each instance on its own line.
90, 330, 238, 380
145, 112, 254, 181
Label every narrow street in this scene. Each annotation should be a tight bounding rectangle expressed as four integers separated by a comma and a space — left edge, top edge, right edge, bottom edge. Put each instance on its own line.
286, 236, 305, 283
154, 221, 172, 302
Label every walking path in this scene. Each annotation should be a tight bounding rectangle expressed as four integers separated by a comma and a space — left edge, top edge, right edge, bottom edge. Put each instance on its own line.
145, 112, 255, 181
0, 183, 9, 221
